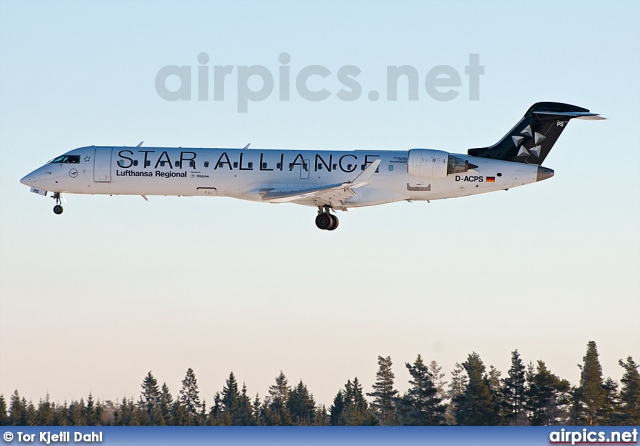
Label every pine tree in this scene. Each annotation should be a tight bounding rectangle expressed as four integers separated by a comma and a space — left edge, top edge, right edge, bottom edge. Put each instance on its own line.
26, 401, 37, 426
68, 398, 86, 425
209, 392, 223, 426
343, 379, 358, 424
158, 383, 173, 426
315, 405, 329, 426
36, 394, 54, 426
236, 384, 255, 426
488, 365, 503, 423
115, 397, 128, 425
140, 372, 161, 425
428, 360, 447, 402
343, 378, 377, 425
287, 381, 316, 425
598, 377, 621, 424
488, 366, 501, 394
178, 368, 202, 425
454, 352, 498, 425
501, 350, 527, 425
129, 398, 143, 426
267, 371, 291, 426
259, 397, 271, 426
119, 397, 142, 426
446, 362, 468, 425
0, 395, 8, 426
221, 372, 240, 424
527, 360, 571, 425
85, 393, 98, 426
200, 399, 208, 426
329, 390, 345, 426
53, 402, 69, 426
173, 398, 188, 426
576, 341, 606, 425
396, 354, 445, 425
618, 356, 640, 425
9, 391, 25, 425
367, 356, 398, 425
252, 394, 262, 426
96, 399, 104, 425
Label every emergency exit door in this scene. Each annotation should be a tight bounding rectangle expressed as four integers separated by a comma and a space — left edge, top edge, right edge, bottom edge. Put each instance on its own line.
94, 147, 112, 182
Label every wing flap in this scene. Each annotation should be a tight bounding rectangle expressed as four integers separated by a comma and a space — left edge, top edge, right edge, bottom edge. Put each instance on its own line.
261, 183, 344, 202
261, 159, 381, 206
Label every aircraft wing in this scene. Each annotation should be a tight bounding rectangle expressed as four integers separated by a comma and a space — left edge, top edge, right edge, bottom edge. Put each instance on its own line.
261, 159, 381, 209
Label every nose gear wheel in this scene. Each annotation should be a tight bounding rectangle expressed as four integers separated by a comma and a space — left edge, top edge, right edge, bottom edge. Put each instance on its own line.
52, 192, 64, 215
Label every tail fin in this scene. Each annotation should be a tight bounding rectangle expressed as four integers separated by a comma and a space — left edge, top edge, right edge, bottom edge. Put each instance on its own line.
468, 102, 604, 164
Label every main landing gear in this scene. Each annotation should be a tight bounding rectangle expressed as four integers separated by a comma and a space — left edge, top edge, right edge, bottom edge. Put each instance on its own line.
315, 207, 339, 231
52, 192, 63, 215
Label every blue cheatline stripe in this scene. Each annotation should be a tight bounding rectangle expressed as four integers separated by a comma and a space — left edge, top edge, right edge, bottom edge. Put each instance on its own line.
0, 426, 638, 446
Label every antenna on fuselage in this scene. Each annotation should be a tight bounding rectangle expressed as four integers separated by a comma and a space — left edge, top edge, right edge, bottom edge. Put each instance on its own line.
243, 143, 251, 149
136, 141, 144, 147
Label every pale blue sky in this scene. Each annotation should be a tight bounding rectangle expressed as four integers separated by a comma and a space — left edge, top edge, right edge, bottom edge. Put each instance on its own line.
1, 0, 638, 407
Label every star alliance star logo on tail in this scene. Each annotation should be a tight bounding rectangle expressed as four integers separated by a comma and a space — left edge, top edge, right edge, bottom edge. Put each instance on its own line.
514, 124, 547, 159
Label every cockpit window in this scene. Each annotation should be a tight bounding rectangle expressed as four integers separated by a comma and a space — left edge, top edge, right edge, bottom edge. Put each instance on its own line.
49, 155, 80, 164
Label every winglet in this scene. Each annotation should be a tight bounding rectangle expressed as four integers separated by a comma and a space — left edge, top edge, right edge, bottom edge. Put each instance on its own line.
350, 159, 381, 187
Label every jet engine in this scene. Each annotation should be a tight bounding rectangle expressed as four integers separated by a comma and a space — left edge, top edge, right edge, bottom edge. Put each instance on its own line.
407, 149, 475, 177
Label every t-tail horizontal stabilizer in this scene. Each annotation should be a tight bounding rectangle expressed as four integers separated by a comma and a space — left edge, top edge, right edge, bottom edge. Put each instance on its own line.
468, 102, 605, 164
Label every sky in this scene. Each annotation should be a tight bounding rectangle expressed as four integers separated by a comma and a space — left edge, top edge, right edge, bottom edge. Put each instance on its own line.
0, 0, 638, 408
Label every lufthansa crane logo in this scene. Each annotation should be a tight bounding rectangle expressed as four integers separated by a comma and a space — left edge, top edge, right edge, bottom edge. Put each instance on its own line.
69, 168, 78, 178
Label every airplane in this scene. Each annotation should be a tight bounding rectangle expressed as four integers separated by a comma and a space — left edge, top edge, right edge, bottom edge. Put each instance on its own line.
20, 102, 603, 230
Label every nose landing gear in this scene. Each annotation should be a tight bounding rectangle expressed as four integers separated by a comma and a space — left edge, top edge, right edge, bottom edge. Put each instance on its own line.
315, 207, 339, 231
52, 192, 63, 215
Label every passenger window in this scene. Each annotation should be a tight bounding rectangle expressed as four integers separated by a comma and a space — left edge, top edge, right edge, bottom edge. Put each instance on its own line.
317, 164, 322, 170
332, 164, 337, 170
262, 163, 267, 169
190, 161, 195, 168
347, 164, 352, 170
233, 162, 238, 168
160, 161, 166, 167
276, 163, 282, 169
388, 165, 393, 171
175, 161, 180, 167
133, 160, 139, 166
204, 161, 210, 168
248, 162, 253, 169
145, 161, 151, 167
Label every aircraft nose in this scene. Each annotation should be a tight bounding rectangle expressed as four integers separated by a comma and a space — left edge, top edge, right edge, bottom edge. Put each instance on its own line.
20, 174, 34, 186
20, 170, 39, 186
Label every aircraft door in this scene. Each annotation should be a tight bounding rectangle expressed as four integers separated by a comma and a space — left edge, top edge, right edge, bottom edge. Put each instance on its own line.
94, 147, 112, 182
300, 159, 310, 179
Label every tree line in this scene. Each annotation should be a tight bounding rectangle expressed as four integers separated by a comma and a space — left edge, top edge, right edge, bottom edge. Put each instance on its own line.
1, 341, 638, 426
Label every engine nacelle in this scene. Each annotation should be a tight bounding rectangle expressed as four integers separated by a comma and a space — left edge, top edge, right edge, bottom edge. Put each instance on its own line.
408, 149, 473, 178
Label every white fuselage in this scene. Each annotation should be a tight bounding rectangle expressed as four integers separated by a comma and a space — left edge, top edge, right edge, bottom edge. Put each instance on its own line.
21, 145, 548, 209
